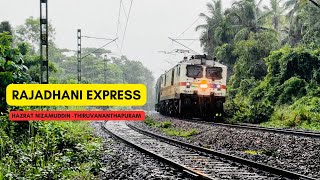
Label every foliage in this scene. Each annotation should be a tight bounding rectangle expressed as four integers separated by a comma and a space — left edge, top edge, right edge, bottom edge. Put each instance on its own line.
162, 128, 199, 138
227, 45, 320, 126
0, 21, 13, 35
228, 31, 279, 97
145, 116, 172, 128
0, 115, 103, 179
199, 0, 320, 129
262, 96, 320, 130
55, 54, 155, 110
0, 23, 105, 179
0, 32, 30, 112
16, 17, 55, 47
144, 117, 198, 138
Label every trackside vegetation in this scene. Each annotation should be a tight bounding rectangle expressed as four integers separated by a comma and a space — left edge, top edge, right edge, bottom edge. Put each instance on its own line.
197, 0, 320, 130
0, 17, 154, 179
0, 117, 102, 179
145, 117, 199, 138
0, 31, 104, 179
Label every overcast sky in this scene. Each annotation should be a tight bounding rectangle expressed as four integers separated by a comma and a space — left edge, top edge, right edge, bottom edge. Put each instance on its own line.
0, 0, 238, 78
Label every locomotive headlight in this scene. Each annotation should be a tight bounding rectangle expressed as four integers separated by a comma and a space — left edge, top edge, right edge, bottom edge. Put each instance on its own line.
200, 80, 208, 89
216, 84, 221, 91
186, 82, 191, 88
200, 84, 208, 89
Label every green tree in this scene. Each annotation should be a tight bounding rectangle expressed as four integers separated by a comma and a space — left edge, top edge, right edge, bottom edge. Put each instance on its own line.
0, 33, 30, 112
16, 16, 55, 48
263, 0, 287, 33
196, 0, 226, 55
228, 0, 273, 41
0, 21, 13, 35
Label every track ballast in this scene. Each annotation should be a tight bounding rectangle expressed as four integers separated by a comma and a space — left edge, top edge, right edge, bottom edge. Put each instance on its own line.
103, 121, 317, 180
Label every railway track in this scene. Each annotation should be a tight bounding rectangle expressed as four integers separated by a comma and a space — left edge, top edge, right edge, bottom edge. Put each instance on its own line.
151, 112, 320, 138
180, 117, 320, 139
103, 121, 316, 180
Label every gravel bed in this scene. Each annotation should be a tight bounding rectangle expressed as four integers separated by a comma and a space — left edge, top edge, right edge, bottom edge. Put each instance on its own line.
91, 122, 192, 180
105, 121, 274, 179
130, 114, 320, 179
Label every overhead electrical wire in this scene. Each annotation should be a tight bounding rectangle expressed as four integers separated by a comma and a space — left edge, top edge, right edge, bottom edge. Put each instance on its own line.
309, 0, 320, 8
82, 36, 113, 40
120, 0, 133, 55
116, 0, 122, 38
176, 16, 201, 39
81, 38, 118, 60
121, 0, 129, 20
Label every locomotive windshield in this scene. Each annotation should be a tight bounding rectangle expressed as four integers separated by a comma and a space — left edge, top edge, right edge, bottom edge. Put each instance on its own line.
206, 67, 223, 80
186, 65, 203, 78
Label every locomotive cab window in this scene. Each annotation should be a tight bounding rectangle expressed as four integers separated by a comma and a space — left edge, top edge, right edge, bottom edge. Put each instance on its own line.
186, 65, 203, 78
206, 67, 223, 80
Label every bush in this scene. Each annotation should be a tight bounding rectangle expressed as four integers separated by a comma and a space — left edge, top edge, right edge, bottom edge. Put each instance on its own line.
0, 116, 103, 179
277, 77, 307, 105
232, 100, 274, 124
264, 97, 320, 130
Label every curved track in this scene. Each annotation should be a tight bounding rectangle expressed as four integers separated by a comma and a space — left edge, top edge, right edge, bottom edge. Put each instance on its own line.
103, 121, 316, 180
153, 112, 320, 138
181, 117, 320, 139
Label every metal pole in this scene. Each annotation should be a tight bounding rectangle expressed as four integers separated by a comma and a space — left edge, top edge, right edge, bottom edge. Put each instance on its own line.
77, 29, 82, 83
40, 0, 49, 84
104, 55, 107, 83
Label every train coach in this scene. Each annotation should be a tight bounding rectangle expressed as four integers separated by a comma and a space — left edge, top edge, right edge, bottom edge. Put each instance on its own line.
155, 54, 227, 120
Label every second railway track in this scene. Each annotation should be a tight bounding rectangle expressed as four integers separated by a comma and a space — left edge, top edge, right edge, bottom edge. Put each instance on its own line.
155, 113, 320, 139
103, 121, 317, 180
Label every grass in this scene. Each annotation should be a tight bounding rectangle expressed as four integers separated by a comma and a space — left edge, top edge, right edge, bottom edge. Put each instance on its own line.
260, 106, 320, 132
262, 120, 320, 132
243, 149, 274, 156
162, 128, 199, 138
144, 117, 199, 138
243, 150, 260, 155
0, 114, 103, 179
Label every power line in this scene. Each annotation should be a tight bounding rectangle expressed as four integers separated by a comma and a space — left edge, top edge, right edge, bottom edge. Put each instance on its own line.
116, 0, 122, 37
309, 0, 320, 8
176, 16, 201, 39
168, 37, 200, 55
163, 59, 175, 65
171, 38, 202, 41
121, 0, 128, 20
82, 36, 113, 40
81, 38, 118, 60
120, 0, 133, 54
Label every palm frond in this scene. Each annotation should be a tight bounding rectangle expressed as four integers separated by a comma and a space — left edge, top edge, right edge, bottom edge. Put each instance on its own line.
195, 24, 209, 31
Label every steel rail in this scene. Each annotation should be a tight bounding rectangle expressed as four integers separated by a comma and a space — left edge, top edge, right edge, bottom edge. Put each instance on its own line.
214, 122, 320, 138
128, 123, 317, 180
102, 123, 214, 180
179, 116, 320, 138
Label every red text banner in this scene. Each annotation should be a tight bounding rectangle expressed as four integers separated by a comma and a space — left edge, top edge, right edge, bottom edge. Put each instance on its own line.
9, 111, 145, 121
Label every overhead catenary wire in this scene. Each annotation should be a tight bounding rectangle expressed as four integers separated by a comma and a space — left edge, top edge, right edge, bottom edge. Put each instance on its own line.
176, 16, 201, 39
121, 0, 129, 20
163, 16, 202, 58
309, 0, 320, 8
168, 37, 200, 55
82, 36, 114, 40
116, 0, 123, 38
120, 0, 133, 55
172, 38, 203, 41
81, 38, 118, 60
